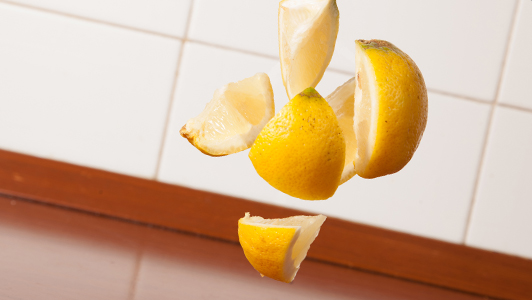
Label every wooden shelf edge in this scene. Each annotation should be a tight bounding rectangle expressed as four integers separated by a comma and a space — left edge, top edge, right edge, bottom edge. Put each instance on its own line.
0, 148, 531, 300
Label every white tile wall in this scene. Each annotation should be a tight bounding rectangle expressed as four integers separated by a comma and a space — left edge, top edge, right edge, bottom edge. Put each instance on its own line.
1, 0, 532, 258
499, 0, 532, 110
4, 0, 192, 37
466, 107, 532, 259
0, 3, 180, 178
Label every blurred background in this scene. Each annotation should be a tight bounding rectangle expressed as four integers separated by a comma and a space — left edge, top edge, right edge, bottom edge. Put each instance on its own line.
0, 0, 531, 264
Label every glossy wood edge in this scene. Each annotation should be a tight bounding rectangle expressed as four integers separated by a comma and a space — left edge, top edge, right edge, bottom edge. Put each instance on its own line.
0, 149, 530, 300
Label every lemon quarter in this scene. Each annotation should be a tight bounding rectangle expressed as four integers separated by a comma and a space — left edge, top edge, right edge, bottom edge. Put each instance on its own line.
326, 77, 357, 184
238, 212, 326, 283
279, 0, 339, 99
354, 40, 428, 179
249, 87, 345, 200
180, 73, 274, 156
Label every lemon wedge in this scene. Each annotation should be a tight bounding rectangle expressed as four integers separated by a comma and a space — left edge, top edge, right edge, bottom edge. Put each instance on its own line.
326, 77, 357, 184
180, 73, 275, 156
279, 0, 339, 99
249, 87, 345, 200
238, 212, 326, 283
354, 40, 428, 178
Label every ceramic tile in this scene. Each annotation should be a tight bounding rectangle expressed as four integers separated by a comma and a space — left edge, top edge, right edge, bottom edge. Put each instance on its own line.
466, 107, 532, 259
274, 93, 491, 243
157, 42, 352, 205
0, 3, 180, 178
0, 197, 141, 300
189, 0, 278, 56
5, 0, 192, 37
191, 0, 515, 101
499, 0, 532, 110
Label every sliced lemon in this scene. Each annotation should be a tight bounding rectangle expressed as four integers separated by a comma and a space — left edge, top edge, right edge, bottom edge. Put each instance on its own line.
238, 212, 326, 283
180, 73, 275, 156
249, 87, 345, 200
354, 40, 428, 179
326, 77, 357, 184
279, 0, 339, 99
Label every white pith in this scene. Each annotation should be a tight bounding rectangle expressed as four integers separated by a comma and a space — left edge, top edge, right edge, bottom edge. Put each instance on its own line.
354, 44, 379, 174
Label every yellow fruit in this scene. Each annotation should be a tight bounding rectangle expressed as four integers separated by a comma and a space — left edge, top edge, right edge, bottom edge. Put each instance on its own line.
354, 39, 428, 179
238, 212, 326, 283
279, 0, 339, 99
326, 77, 357, 184
249, 87, 345, 200
180, 73, 274, 156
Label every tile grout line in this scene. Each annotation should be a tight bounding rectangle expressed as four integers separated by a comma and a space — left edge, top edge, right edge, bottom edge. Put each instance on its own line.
153, 1, 195, 180
0, 0, 182, 40
498, 102, 532, 114
4, 0, 532, 115
460, 0, 521, 245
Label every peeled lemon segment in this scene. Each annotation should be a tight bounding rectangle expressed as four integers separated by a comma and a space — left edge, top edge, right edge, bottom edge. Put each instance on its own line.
180, 73, 274, 156
279, 0, 339, 99
354, 40, 428, 179
249, 87, 345, 200
326, 77, 357, 184
238, 212, 327, 283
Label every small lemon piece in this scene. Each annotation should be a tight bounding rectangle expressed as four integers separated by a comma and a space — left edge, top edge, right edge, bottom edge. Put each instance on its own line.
354, 39, 428, 179
180, 73, 274, 156
238, 212, 326, 283
249, 87, 345, 200
279, 0, 339, 99
326, 77, 357, 184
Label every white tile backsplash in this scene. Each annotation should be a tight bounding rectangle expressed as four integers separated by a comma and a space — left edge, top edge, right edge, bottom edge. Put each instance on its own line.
1, 0, 532, 259
0, 3, 180, 178
4, 0, 192, 37
189, 0, 278, 57
466, 107, 532, 259
499, 0, 532, 110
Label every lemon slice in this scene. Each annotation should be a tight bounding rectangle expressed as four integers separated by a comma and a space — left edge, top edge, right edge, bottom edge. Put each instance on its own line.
326, 77, 357, 184
249, 87, 345, 200
354, 40, 428, 179
180, 73, 275, 156
279, 0, 339, 99
238, 212, 326, 283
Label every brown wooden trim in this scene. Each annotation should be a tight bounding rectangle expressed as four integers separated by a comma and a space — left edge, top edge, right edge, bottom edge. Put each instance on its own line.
0, 148, 531, 300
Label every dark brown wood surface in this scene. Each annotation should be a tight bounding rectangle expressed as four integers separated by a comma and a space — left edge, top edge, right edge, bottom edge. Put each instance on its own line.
1, 148, 531, 299
0, 194, 490, 300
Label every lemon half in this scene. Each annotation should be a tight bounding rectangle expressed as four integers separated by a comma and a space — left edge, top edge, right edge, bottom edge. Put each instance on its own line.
249, 87, 345, 200
354, 40, 428, 179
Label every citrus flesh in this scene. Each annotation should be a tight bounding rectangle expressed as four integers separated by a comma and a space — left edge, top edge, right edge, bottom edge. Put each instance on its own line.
279, 0, 339, 99
180, 73, 274, 156
354, 40, 428, 179
238, 212, 327, 283
249, 87, 345, 200
326, 77, 357, 184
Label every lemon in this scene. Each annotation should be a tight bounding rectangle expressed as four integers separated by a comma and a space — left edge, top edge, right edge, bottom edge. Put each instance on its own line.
180, 73, 275, 156
279, 0, 339, 99
326, 77, 357, 184
249, 87, 345, 200
354, 39, 428, 179
238, 212, 326, 283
